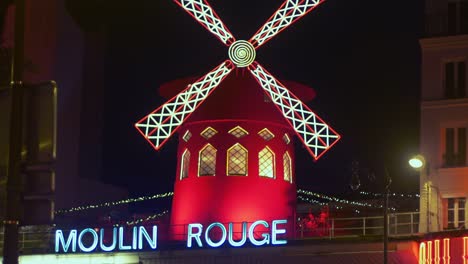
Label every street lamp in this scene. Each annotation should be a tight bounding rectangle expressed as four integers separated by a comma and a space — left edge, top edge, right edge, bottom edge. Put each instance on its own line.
383, 168, 391, 264
409, 155, 425, 170
409, 155, 437, 233
349, 161, 391, 264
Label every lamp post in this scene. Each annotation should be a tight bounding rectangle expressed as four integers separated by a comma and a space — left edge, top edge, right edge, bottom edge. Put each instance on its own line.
383, 168, 392, 264
3, 1, 25, 264
409, 155, 437, 233
349, 161, 391, 264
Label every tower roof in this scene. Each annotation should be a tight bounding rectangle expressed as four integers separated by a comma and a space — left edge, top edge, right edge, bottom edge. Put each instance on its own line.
158, 72, 317, 125
159, 74, 316, 102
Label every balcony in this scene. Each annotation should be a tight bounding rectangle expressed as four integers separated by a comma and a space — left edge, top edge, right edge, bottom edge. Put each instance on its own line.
443, 153, 467, 168
425, 14, 468, 38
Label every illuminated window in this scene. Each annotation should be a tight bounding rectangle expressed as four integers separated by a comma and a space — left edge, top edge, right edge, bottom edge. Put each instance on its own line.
259, 147, 275, 178
227, 143, 248, 176
443, 127, 466, 167
283, 133, 290, 144
180, 149, 190, 180
198, 144, 216, 176
258, 128, 275, 141
182, 130, 192, 142
200, 127, 218, 140
283, 152, 292, 183
228, 126, 249, 139
447, 197, 465, 229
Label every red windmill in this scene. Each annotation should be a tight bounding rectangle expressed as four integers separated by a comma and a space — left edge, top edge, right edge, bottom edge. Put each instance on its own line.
135, 0, 340, 239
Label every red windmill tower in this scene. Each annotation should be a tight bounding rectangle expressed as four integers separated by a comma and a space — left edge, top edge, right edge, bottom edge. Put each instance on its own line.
135, 0, 340, 239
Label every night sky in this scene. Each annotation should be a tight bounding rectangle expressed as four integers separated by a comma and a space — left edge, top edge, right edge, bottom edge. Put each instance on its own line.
10, 1, 426, 207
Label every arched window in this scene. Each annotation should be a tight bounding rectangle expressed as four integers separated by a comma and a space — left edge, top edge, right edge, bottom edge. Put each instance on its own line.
283, 152, 292, 183
259, 147, 275, 178
182, 130, 192, 142
198, 144, 217, 176
180, 149, 190, 180
227, 143, 248, 176
283, 133, 290, 144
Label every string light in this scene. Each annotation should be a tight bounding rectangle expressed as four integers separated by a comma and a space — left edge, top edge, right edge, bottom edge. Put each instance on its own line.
297, 189, 396, 211
359, 191, 420, 198
297, 195, 328, 206
298, 189, 378, 208
115, 210, 170, 227
296, 196, 344, 211
55, 192, 174, 214
55, 188, 409, 216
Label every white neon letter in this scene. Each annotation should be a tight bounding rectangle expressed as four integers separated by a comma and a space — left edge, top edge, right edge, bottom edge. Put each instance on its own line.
78, 228, 98, 252
271, 219, 287, 245
118, 227, 132, 250
205, 222, 227, 248
132, 226, 137, 250
139, 226, 157, 250
187, 223, 203, 248
55, 229, 77, 253
248, 220, 270, 246
99, 228, 117, 252
228, 222, 247, 247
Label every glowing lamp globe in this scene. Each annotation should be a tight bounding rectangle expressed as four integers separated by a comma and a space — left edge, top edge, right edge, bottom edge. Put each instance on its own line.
409, 155, 425, 169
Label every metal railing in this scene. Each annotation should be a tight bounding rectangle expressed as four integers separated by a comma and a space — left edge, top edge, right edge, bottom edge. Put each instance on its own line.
0, 212, 420, 254
296, 212, 420, 239
0, 225, 54, 254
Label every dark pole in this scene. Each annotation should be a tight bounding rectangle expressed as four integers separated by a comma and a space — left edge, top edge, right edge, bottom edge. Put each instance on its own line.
3, 0, 25, 263
383, 168, 392, 264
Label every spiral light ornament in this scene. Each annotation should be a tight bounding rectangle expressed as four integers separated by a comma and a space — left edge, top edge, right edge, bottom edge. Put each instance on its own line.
228, 40, 256, 68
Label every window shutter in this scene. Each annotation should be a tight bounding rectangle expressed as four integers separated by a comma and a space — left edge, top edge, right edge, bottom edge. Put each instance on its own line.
445, 62, 455, 98
446, 128, 455, 166
458, 127, 467, 165
458, 61, 466, 97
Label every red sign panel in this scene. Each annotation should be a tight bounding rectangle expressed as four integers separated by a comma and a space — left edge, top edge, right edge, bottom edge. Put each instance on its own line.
420, 236, 468, 263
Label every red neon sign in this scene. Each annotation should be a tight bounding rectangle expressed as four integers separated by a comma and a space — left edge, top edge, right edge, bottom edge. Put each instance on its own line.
419, 236, 468, 264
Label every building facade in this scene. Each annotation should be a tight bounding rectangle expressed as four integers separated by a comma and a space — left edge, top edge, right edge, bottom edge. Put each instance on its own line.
419, 0, 468, 232
0, 0, 126, 225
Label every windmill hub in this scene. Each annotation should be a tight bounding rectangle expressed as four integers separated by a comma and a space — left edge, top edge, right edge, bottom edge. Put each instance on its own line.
228, 40, 256, 68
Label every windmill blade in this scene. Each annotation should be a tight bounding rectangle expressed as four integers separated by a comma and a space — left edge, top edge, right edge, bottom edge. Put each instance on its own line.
249, 0, 324, 48
136, 60, 234, 150
174, 0, 236, 46
248, 62, 340, 160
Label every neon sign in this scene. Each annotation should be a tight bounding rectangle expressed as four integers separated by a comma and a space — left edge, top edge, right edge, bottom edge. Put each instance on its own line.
55, 219, 287, 253
187, 220, 287, 248
55, 226, 157, 253
418, 236, 468, 264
